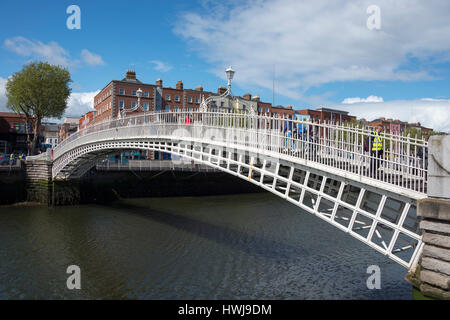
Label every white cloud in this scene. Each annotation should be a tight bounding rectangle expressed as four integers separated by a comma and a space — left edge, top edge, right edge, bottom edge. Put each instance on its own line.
175, 0, 450, 98
80, 49, 105, 66
332, 99, 450, 133
342, 95, 384, 104
0, 77, 8, 112
150, 60, 173, 72
420, 98, 450, 102
4, 36, 71, 67
4, 36, 105, 68
65, 91, 100, 118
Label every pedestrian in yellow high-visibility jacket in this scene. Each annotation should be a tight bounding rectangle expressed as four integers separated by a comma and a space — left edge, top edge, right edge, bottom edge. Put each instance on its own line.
370, 126, 384, 178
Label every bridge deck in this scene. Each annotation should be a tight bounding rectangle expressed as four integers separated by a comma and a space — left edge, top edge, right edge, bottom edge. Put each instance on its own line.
53, 111, 428, 198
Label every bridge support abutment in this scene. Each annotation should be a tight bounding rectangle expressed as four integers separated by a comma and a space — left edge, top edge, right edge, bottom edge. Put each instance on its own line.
24, 159, 53, 205
406, 135, 450, 300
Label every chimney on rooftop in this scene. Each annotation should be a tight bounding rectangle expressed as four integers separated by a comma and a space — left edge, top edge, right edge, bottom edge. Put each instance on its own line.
218, 86, 227, 95
252, 95, 260, 102
156, 78, 163, 87
126, 70, 136, 80
176, 81, 183, 90
243, 93, 252, 101
195, 85, 203, 92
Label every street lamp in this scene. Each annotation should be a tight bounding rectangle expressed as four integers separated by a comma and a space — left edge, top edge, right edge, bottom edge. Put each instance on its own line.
200, 67, 236, 112
226, 66, 235, 91
120, 87, 144, 119
136, 88, 143, 109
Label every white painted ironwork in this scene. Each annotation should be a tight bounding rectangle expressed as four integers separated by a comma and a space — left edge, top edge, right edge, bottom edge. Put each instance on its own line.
119, 87, 144, 119
51, 110, 429, 270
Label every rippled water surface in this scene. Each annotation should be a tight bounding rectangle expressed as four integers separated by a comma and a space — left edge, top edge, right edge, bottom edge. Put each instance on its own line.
0, 193, 412, 299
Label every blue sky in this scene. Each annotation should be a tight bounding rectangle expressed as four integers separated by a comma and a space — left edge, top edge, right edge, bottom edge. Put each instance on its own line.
1, 0, 450, 131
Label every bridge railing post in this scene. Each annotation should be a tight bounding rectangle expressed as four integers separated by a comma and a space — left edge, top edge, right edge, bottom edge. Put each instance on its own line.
407, 134, 450, 299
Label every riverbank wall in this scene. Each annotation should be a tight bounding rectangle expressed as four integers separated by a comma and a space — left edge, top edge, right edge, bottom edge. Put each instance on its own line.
0, 168, 26, 205
1, 168, 264, 206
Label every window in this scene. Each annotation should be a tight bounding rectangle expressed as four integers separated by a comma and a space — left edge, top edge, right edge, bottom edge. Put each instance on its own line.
220, 101, 224, 107
144, 91, 149, 97
119, 88, 125, 95
165, 105, 170, 112
132, 90, 136, 96
175, 95, 180, 102
175, 107, 179, 112
119, 100, 124, 109
258, 106, 262, 113
243, 104, 246, 110
144, 103, 149, 111
195, 98, 199, 104
132, 101, 137, 108
188, 97, 193, 103
165, 94, 171, 101
266, 108, 269, 113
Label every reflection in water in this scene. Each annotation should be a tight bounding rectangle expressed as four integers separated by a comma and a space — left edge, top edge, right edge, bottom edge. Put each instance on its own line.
0, 194, 412, 299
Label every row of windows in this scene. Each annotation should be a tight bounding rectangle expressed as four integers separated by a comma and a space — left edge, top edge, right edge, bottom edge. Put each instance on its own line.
97, 102, 112, 115
95, 89, 113, 106
165, 94, 180, 102
165, 95, 200, 104
45, 138, 58, 146
163, 106, 199, 112
119, 100, 150, 111
257, 107, 271, 113
119, 88, 150, 97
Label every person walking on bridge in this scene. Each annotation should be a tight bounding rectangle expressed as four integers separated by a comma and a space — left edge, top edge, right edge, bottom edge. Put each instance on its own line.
370, 125, 384, 179
9, 153, 14, 166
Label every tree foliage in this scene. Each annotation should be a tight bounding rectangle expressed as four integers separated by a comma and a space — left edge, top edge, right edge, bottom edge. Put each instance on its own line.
6, 61, 72, 154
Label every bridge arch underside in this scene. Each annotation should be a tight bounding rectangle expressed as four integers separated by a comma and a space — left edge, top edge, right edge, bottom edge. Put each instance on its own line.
54, 138, 423, 269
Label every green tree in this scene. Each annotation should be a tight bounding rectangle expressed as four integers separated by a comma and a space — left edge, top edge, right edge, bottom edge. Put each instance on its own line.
6, 62, 72, 155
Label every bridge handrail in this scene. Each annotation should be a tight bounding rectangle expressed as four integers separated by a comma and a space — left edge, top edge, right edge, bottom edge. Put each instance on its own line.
53, 110, 428, 194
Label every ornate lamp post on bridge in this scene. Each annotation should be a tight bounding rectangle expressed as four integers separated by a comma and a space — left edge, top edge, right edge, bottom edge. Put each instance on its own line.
226, 66, 235, 93
119, 87, 143, 119
200, 66, 242, 113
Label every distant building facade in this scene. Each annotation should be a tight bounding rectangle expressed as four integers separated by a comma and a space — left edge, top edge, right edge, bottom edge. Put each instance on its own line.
41, 122, 60, 149
369, 117, 433, 136
89, 70, 295, 128
0, 112, 35, 154
59, 117, 79, 141
296, 107, 356, 124
79, 111, 95, 131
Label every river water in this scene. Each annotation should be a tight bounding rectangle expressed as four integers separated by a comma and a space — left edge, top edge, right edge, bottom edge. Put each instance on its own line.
0, 193, 412, 299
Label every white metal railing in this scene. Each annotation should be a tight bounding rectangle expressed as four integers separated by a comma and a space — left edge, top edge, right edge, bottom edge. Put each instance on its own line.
96, 159, 219, 172
53, 110, 428, 195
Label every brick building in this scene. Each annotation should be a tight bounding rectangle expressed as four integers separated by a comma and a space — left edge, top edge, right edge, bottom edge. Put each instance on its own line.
296, 107, 356, 124
79, 111, 95, 131
161, 80, 210, 113
369, 117, 433, 136
59, 117, 79, 142
93, 70, 156, 123
91, 70, 295, 126
0, 112, 35, 154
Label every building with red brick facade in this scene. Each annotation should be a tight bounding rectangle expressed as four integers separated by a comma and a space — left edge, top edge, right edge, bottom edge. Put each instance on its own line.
0, 112, 40, 154
79, 111, 95, 131
161, 80, 211, 113
369, 117, 433, 136
297, 107, 356, 124
59, 117, 79, 142
89, 70, 296, 128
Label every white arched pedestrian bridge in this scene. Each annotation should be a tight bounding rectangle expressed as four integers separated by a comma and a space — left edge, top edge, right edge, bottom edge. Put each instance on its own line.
50, 111, 429, 270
